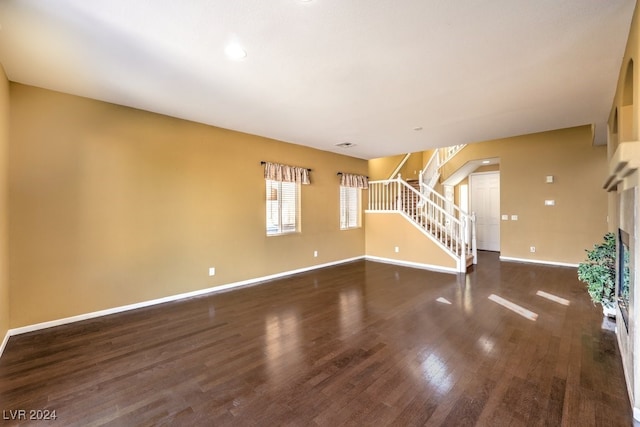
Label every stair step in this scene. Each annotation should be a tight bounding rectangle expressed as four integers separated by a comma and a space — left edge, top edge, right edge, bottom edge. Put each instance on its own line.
466, 254, 474, 267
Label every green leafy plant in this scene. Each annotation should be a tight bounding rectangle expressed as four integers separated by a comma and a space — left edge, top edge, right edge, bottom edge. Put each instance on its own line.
577, 232, 616, 309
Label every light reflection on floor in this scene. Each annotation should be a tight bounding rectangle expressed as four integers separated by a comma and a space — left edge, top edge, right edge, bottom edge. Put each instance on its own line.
420, 353, 452, 395
476, 334, 495, 355
436, 297, 452, 304
488, 294, 538, 321
339, 288, 363, 338
536, 290, 570, 306
455, 275, 473, 315
264, 309, 301, 386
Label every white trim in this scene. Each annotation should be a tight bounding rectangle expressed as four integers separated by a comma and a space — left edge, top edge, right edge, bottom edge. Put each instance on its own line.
618, 329, 636, 417
6, 256, 365, 338
499, 256, 578, 268
0, 331, 9, 359
365, 255, 459, 275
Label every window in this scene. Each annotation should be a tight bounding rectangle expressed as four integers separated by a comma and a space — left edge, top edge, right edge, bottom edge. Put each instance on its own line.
340, 186, 360, 229
266, 180, 299, 235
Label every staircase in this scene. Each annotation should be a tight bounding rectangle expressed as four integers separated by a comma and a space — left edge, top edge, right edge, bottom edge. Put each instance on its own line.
368, 176, 476, 273
420, 144, 466, 189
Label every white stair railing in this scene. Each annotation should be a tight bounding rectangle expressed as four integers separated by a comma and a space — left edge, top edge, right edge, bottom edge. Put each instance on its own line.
439, 144, 466, 166
367, 177, 476, 272
420, 182, 477, 265
420, 150, 441, 188
419, 144, 467, 189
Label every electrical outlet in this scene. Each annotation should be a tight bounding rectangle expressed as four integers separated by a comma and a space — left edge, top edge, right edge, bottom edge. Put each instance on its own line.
209, 267, 216, 276
314, 250, 318, 257
511, 215, 518, 221
530, 246, 536, 253
394, 246, 400, 253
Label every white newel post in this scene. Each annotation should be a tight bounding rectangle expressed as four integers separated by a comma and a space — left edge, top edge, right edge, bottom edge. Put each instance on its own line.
471, 212, 478, 264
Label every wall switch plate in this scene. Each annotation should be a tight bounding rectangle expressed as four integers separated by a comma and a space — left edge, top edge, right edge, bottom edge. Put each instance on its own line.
501, 214, 509, 220
530, 246, 536, 253
546, 175, 554, 183
511, 215, 518, 221
394, 246, 400, 253
314, 250, 318, 257
209, 267, 216, 276
544, 199, 555, 206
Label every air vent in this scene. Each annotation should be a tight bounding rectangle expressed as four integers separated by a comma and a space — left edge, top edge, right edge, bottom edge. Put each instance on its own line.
336, 142, 356, 148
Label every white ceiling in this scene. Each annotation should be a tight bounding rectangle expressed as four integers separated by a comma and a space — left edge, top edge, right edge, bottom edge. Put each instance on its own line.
0, 0, 635, 159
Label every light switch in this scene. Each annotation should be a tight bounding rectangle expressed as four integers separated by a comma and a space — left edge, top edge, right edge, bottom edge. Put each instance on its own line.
501, 214, 509, 220
546, 175, 554, 184
544, 200, 555, 206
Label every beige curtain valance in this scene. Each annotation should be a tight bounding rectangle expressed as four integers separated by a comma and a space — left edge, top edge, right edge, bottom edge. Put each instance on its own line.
339, 173, 368, 189
263, 161, 311, 185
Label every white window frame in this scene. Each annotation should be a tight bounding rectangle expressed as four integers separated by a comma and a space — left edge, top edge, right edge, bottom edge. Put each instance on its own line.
266, 180, 300, 236
340, 186, 361, 230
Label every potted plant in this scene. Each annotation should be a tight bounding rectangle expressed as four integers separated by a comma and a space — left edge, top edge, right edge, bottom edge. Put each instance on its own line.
577, 232, 617, 317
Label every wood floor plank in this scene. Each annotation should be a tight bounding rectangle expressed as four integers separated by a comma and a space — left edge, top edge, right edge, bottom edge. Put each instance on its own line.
0, 252, 634, 426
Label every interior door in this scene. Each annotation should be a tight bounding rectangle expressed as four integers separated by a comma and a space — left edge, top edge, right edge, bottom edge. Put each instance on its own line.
470, 172, 500, 251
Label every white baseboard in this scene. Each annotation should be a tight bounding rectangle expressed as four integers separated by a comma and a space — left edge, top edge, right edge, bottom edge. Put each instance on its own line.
7, 256, 365, 338
499, 256, 578, 268
0, 330, 9, 359
365, 255, 459, 274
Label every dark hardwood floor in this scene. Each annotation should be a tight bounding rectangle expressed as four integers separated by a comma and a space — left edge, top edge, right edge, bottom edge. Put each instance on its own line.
0, 252, 634, 426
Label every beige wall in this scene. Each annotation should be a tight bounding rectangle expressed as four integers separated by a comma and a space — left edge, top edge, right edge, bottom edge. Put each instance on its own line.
365, 213, 456, 270
398, 152, 423, 181
369, 151, 425, 182
0, 66, 9, 341
9, 84, 367, 328
441, 125, 608, 264
368, 154, 407, 180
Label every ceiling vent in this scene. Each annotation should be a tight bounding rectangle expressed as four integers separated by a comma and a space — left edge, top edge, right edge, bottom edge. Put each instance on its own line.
336, 142, 356, 148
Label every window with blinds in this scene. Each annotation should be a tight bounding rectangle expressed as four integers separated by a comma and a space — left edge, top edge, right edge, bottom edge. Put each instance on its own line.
340, 186, 360, 229
266, 180, 300, 236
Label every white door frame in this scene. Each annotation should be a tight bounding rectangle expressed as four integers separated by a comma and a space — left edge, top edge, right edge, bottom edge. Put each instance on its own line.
459, 184, 470, 245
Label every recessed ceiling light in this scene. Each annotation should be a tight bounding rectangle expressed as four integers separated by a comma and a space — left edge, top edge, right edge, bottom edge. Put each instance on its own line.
336, 142, 356, 148
225, 43, 247, 60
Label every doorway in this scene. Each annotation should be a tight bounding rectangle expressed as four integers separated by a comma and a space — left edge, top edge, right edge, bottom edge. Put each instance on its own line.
469, 172, 500, 252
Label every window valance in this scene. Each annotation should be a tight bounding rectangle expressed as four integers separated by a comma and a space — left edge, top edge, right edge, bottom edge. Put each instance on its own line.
339, 173, 368, 189
262, 161, 311, 185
